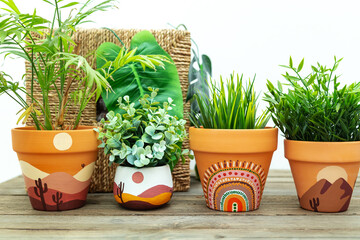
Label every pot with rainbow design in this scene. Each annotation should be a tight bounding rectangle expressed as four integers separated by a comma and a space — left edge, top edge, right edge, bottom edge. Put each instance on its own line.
190, 127, 278, 212
12, 126, 98, 211
189, 73, 278, 212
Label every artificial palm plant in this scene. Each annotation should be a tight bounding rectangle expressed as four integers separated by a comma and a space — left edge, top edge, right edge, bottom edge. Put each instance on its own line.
1, 0, 167, 131
0, 0, 120, 130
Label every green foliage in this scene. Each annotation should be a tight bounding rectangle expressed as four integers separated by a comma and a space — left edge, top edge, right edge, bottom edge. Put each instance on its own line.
96, 88, 192, 169
187, 43, 211, 122
96, 30, 184, 119
0, 0, 117, 130
186, 36, 211, 115
264, 56, 360, 141
190, 73, 270, 129
173, 24, 211, 122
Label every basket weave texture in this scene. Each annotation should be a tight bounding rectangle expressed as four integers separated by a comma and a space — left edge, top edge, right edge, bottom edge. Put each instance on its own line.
25, 29, 191, 192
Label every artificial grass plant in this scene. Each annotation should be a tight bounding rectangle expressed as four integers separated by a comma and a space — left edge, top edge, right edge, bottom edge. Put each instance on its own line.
189, 73, 270, 129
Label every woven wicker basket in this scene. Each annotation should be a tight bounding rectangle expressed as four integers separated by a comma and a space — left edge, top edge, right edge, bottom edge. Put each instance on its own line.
25, 29, 191, 192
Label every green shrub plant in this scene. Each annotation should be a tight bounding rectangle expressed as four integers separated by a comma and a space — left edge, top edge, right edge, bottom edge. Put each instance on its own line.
96, 88, 192, 169
264, 57, 360, 141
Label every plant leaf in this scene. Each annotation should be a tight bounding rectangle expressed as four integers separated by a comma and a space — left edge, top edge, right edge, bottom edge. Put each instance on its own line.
97, 30, 183, 118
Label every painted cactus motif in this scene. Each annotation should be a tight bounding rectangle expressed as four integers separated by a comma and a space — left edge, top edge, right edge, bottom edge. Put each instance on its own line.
34, 178, 48, 210
52, 192, 63, 211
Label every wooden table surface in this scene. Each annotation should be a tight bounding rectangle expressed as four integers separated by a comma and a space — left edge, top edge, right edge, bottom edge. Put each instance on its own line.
0, 170, 359, 239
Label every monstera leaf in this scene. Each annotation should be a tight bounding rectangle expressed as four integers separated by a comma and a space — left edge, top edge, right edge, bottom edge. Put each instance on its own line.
97, 30, 183, 118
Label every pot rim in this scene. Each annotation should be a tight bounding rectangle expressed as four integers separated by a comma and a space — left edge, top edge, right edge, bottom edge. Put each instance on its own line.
12, 125, 99, 154
189, 126, 276, 132
116, 164, 170, 169
12, 125, 97, 133
285, 139, 360, 144
284, 139, 360, 163
189, 126, 278, 153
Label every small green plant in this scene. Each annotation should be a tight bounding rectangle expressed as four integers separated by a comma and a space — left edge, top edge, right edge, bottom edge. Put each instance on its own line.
189, 73, 270, 129
96, 88, 192, 169
264, 57, 360, 141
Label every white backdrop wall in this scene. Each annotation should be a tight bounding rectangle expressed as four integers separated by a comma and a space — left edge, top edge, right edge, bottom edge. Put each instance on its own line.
1, 0, 360, 183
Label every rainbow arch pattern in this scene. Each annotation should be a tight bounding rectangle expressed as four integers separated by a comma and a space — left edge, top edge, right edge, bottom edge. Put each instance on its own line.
203, 160, 266, 212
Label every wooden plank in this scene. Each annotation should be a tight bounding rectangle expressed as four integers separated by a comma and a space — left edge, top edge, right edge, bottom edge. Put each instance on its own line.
0, 229, 358, 239
0, 215, 359, 238
0, 176, 25, 196
1, 229, 358, 240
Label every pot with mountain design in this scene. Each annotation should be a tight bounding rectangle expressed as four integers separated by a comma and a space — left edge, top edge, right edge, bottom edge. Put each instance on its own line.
12, 126, 98, 211
189, 127, 278, 212
285, 140, 360, 213
113, 165, 173, 210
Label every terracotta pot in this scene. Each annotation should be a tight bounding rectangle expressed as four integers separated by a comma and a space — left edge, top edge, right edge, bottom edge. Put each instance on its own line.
113, 165, 173, 210
12, 126, 98, 211
189, 127, 278, 212
285, 140, 360, 213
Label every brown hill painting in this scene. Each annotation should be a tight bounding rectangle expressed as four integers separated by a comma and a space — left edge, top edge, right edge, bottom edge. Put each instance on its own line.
113, 182, 173, 210
26, 177, 89, 211
20, 161, 93, 211
299, 178, 353, 212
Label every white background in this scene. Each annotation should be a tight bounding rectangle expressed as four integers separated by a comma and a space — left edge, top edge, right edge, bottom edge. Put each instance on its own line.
1, 0, 360, 183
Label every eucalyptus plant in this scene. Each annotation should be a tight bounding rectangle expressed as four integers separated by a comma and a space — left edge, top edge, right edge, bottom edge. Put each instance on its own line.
96, 88, 192, 169
189, 73, 270, 129
264, 57, 360, 141
0, 0, 118, 130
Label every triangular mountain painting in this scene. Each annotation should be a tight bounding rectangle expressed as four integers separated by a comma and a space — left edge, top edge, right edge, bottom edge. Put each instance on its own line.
299, 178, 353, 212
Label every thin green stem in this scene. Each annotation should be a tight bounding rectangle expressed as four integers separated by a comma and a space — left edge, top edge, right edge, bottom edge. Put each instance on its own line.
130, 64, 144, 97
30, 48, 34, 104
9, 36, 40, 78
42, 89, 53, 130
55, 0, 65, 96
17, 88, 46, 114
2, 90, 26, 108
2, 89, 42, 130
16, 19, 48, 69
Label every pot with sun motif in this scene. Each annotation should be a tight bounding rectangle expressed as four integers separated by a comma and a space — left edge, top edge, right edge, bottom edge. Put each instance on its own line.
285, 140, 360, 213
113, 165, 173, 210
189, 127, 278, 212
12, 126, 98, 211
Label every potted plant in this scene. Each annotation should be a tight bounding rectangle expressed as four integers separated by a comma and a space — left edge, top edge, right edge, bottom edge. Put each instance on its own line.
0, 0, 119, 211
96, 88, 191, 210
264, 57, 360, 213
189, 74, 278, 212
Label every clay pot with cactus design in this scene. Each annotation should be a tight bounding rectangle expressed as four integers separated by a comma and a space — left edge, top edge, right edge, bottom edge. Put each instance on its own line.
12, 126, 98, 211
1, 0, 116, 211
